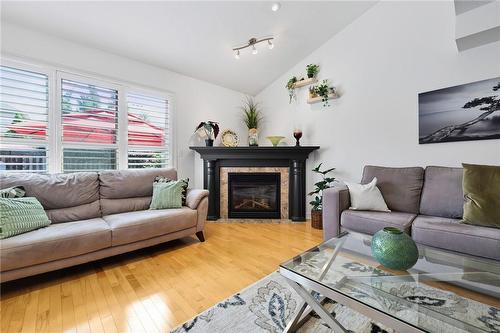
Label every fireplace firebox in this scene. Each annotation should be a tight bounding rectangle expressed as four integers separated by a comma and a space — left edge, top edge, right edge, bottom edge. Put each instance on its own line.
228, 172, 281, 219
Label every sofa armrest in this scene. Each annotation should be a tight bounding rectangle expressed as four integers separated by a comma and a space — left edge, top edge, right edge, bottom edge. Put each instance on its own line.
322, 185, 350, 240
185, 188, 209, 210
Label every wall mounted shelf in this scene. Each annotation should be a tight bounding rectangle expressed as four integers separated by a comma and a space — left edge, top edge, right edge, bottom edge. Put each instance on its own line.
293, 77, 317, 88
307, 93, 338, 104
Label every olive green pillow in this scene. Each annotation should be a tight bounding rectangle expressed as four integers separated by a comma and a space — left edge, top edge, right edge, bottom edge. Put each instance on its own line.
0, 197, 51, 239
149, 180, 184, 210
462, 163, 500, 228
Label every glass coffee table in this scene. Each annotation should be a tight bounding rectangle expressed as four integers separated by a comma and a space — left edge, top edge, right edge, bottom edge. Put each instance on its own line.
279, 232, 500, 333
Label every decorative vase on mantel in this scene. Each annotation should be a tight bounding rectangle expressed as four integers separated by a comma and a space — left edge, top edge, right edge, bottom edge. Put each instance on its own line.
248, 128, 259, 146
371, 227, 419, 271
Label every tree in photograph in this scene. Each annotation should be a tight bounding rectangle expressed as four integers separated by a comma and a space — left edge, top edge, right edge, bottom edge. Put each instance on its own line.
421, 81, 500, 143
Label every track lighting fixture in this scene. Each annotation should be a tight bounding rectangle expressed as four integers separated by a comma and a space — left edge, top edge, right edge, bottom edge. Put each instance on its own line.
232, 36, 274, 59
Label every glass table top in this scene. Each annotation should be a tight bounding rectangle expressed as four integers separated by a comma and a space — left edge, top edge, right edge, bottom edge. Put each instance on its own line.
279, 232, 500, 333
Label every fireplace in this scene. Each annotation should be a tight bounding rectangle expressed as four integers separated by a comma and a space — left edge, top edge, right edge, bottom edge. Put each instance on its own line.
228, 172, 281, 219
190, 146, 319, 221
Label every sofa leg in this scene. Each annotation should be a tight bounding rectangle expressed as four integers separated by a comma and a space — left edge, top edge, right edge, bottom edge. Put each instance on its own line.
196, 231, 205, 242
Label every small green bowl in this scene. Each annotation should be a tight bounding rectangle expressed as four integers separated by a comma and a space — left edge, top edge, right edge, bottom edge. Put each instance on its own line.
266, 136, 285, 147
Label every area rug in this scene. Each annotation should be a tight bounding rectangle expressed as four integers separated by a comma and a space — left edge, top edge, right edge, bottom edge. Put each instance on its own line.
171, 259, 499, 333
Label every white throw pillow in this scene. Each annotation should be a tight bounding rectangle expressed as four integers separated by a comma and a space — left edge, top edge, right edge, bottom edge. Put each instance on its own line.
344, 177, 390, 212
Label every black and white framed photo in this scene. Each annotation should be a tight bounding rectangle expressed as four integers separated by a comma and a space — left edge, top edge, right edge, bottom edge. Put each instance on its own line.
418, 77, 500, 144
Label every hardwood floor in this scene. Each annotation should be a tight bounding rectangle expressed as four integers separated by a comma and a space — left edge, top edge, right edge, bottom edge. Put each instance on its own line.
0, 222, 323, 333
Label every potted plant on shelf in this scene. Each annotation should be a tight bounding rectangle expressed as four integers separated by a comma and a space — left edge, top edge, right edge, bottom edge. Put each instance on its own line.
308, 163, 336, 230
241, 97, 263, 146
195, 121, 220, 146
306, 64, 319, 78
314, 79, 333, 107
286, 76, 298, 103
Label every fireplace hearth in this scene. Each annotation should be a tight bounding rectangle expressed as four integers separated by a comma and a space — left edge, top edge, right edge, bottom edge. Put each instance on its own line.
228, 173, 280, 219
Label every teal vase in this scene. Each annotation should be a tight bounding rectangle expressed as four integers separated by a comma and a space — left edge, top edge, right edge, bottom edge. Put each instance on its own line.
371, 227, 418, 271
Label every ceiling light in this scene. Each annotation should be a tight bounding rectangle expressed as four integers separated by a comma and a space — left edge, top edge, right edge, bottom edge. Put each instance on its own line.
231, 36, 274, 58
271, 3, 281, 12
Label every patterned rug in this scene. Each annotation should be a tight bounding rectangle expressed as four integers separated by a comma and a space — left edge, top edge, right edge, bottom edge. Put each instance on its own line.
171, 262, 500, 333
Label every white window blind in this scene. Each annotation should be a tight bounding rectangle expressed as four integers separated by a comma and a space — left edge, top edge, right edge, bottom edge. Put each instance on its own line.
127, 92, 169, 168
61, 78, 119, 172
0, 65, 49, 173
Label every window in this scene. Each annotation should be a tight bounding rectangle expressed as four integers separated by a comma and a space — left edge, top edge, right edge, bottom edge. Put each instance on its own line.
60, 77, 119, 172
127, 92, 169, 168
0, 65, 49, 173
0, 61, 172, 174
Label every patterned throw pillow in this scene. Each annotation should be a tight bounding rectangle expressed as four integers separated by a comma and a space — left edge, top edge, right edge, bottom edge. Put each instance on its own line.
0, 197, 51, 239
0, 186, 26, 198
149, 181, 184, 210
154, 176, 189, 206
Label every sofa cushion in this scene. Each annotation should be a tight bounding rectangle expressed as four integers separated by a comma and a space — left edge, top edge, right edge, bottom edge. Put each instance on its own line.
419, 166, 463, 219
361, 166, 424, 214
100, 197, 152, 216
0, 172, 100, 223
0, 218, 111, 271
99, 168, 177, 200
341, 210, 416, 235
103, 208, 197, 246
412, 215, 500, 260
462, 163, 500, 228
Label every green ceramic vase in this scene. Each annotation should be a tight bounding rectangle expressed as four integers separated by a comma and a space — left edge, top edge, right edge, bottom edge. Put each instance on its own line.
371, 227, 418, 271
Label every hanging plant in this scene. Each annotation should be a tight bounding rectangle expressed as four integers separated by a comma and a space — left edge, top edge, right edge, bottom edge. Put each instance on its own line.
286, 76, 298, 103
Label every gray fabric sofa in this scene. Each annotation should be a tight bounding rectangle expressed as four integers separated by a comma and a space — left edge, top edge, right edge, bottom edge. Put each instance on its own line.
323, 165, 500, 261
0, 168, 209, 282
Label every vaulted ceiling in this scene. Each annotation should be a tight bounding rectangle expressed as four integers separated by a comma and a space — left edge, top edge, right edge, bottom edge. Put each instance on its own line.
1, 1, 376, 95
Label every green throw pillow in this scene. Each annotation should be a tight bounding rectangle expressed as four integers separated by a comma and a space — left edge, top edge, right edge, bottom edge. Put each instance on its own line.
0, 197, 51, 239
462, 163, 500, 228
150, 180, 184, 210
0, 186, 26, 198
155, 176, 189, 206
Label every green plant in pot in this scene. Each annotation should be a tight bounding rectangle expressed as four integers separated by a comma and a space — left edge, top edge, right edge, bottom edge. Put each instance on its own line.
286, 76, 298, 103
315, 79, 332, 107
241, 96, 263, 146
308, 163, 336, 230
195, 121, 219, 146
306, 64, 320, 78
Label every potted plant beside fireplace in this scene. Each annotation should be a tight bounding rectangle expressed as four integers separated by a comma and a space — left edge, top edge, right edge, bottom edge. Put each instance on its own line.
308, 163, 336, 229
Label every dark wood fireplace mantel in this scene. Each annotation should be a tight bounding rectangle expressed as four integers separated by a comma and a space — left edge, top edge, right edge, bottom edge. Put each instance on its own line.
190, 146, 319, 221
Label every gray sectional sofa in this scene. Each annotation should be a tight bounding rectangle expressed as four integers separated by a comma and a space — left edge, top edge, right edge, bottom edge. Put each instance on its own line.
0, 168, 209, 282
323, 165, 500, 261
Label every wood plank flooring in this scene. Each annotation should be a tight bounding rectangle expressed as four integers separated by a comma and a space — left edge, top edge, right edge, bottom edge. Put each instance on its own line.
1, 222, 323, 333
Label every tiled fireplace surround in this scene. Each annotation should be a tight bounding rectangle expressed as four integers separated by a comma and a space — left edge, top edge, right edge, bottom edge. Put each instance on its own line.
190, 146, 319, 221
220, 167, 289, 219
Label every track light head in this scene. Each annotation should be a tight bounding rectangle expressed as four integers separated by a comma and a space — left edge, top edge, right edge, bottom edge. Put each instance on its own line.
234, 50, 240, 59
268, 40, 274, 50
252, 45, 258, 55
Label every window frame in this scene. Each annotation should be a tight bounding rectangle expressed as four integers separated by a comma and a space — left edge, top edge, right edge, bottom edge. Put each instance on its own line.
125, 86, 173, 169
0, 57, 175, 174
0, 59, 54, 173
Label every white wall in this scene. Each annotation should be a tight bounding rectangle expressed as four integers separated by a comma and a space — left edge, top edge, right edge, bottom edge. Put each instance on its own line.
256, 1, 500, 192
1, 23, 246, 188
